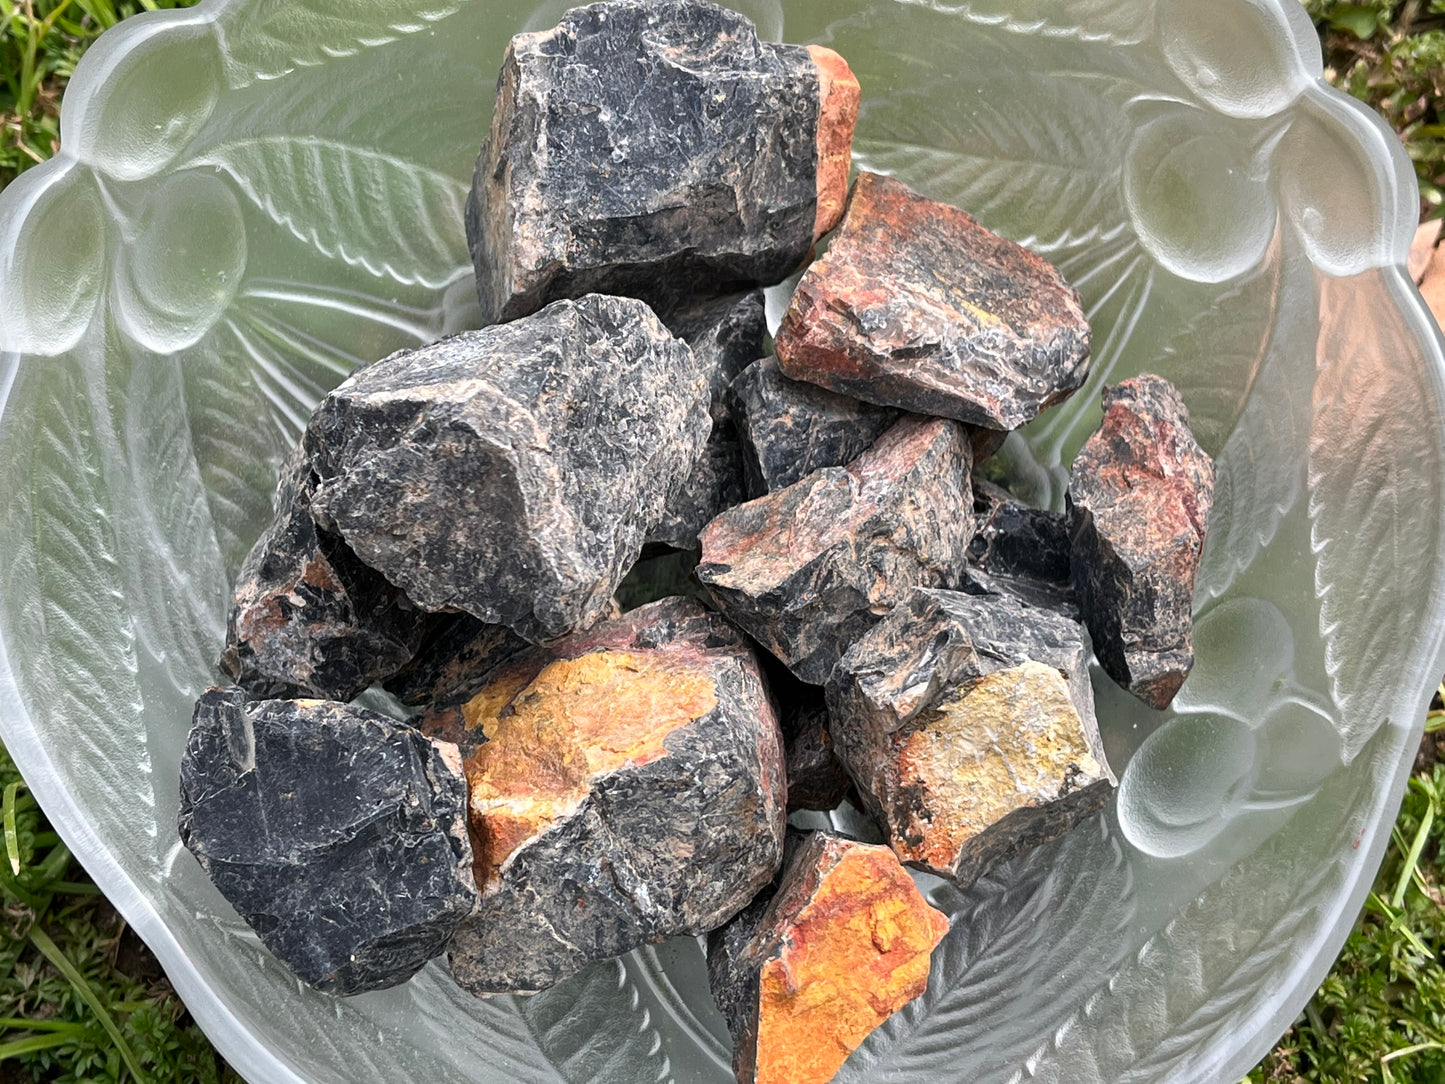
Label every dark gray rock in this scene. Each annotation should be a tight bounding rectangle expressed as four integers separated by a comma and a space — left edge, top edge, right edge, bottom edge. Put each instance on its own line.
697, 415, 975, 685
383, 616, 529, 710
304, 295, 712, 644
649, 292, 769, 549
218, 447, 431, 702
827, 587, 1111, 887
447, 597, 787, 995
1067, 375, 1216, 709
730, 356, 901, 494
774, 172, 1091, 429
177, 688, 476, 996
782, 689, 853, 813
467, 0, 857, 324
964, 478, 1078, 615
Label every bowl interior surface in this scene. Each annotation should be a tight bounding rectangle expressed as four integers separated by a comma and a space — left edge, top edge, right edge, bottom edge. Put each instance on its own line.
2, 0, 1444, 1081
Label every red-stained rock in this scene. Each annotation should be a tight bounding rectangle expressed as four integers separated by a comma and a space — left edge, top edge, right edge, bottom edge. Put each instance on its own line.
808, 45, 861, 240
697, 415, 974, 684
442, 597, 787, 995
707, 832, 949, 1084
774, 172, 1091, 430
1067, 375, 1216, 709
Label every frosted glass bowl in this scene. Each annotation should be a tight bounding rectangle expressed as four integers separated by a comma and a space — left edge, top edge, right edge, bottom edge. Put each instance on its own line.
2, 0, 1443, 1080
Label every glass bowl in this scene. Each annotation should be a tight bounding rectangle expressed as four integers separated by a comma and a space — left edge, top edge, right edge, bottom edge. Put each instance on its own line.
2, 0, 1443, 1081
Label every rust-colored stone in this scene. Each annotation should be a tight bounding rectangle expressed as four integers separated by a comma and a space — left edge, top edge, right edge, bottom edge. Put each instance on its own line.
697, 415, 974, 684
774, 172, 1091, 429
1067, 375, 1216, 709
708, 832, 948, 1084
807, 45, 860, 241
445, 597, 787, 995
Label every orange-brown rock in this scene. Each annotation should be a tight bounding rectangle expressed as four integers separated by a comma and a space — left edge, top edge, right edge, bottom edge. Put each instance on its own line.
443, 597, 787, 995
708, 832, 949, 1084
696, 414, 975, 685
1067, 375, 1216, 709
774, 172, 1091, 430
808, 45, 861, 241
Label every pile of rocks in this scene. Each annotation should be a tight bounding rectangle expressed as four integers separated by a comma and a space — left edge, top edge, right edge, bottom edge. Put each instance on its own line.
176, 3, 1215, 1081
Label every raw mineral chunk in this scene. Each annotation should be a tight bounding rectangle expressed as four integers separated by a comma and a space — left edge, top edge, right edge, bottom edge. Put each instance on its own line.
650, 292, 769, 549
965, 479, 1078, 614
697, 415, 974, 684
304, 295, 711, 644
827, 588, 1111, 886
177, 688, 476, 996
707, 832, 948, 1084
383, 616, 529, 710
467, 0, 860, 325
731, 356, 901, 494
774, 172, 1091, 429
218, 447, 430, 702
782, 690, 853, 813
446, 597, 787, 995
1067, 375, 1216, 709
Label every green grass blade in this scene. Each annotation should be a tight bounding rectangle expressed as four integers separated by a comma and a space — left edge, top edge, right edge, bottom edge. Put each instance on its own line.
0, 1017, 89, 1034
28, 924, 150, 1084
1393, 801, 1436, 909
3, 781, 22, 876
0, 1031, 77, 1059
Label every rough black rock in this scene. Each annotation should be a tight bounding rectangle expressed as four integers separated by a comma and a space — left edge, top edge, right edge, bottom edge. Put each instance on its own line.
965, 478, 1078, 615
177, 688, 476, 995
1067, 375, 1216, 709
467, 0, 857, 324
446, 597, 787, 995
304, 295, 712, 644
827, 588, 1110, 886
730, 356, 901, 494
697, 415, 975, 684
383, 615, 529, 710
782, 689, 853, 813
218, 447, 431, 702
649, 292, 769, 549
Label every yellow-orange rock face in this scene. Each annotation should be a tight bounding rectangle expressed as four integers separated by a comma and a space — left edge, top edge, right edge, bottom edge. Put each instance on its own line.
464, 649, 718, 887
709, 833, 949, 1084
444, 597, 788, 996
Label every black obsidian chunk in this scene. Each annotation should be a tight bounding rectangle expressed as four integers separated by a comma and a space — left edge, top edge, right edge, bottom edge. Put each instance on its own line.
177, 688, 477, 996
731, 356, 901, 495
303, 294, 712, 644
218, 447, 431, 703
467, 0, 859, 325
649, 291, 769, 550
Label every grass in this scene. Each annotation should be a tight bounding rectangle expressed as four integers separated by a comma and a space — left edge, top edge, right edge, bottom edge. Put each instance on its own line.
3, 1, 1445, 1082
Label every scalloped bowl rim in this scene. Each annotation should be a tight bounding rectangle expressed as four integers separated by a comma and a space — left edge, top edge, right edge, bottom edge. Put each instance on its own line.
1, 1, 1444, 1081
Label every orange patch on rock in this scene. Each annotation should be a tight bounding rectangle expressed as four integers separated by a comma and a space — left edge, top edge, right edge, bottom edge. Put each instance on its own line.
463, 650, 718, 887
753, 842, 948, 1084
808, 45, 860, 241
